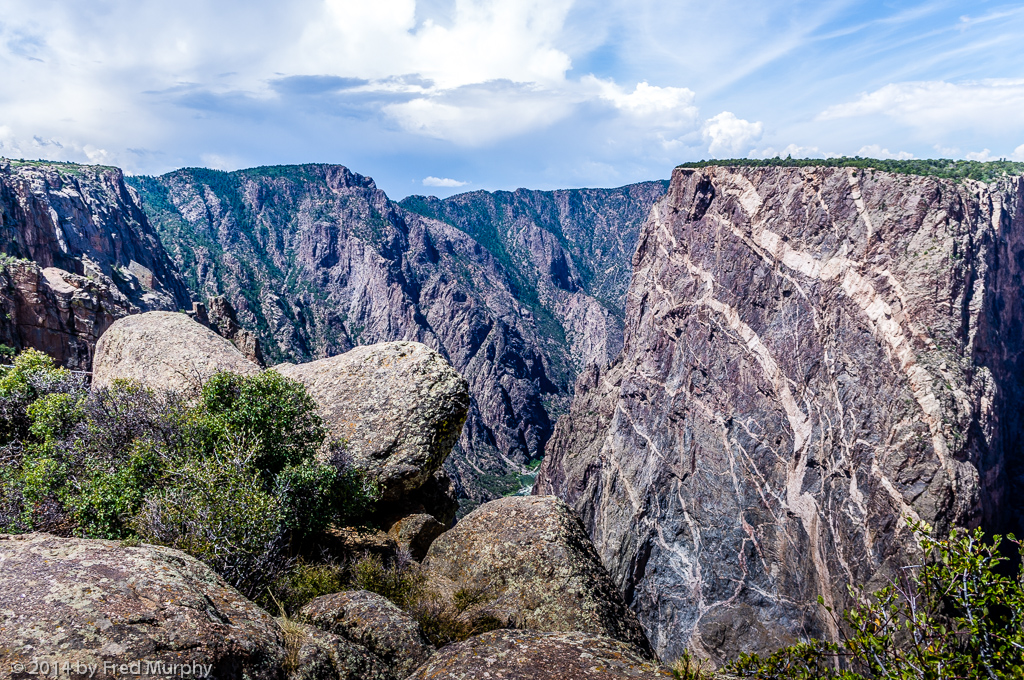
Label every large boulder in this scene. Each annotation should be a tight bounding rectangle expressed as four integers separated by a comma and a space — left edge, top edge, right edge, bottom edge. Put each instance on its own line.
422, 496, 652, 655
406, 629, 673, 679
92, 311, 260, 391
388, 513, 446, 561
0, 533, 286, 679
299, 590, 433, 678
284, 621, 394, 680
274, 341, 470, 502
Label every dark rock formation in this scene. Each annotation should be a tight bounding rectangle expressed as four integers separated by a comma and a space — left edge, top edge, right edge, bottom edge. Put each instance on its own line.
387, 513, 446, 561
0, 532, 286, 679
274, 341, 469, 503
0, 260, 136, 370
0, 161, 190, 312
405, 629, 673, 679
128, 167, 666, 507
423, 495, 652, 655
92, 311, 260, 391
299, 591, 433, 678
536, 165, 1024, 662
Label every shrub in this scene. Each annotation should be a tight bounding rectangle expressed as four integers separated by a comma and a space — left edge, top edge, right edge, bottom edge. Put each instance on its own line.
0, 350, 378, 599
134, 453, 289, 599
268, 561, 348, 616
728, 523, 1024, 679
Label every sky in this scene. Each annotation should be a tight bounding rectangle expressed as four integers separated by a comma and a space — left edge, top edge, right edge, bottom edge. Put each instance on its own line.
1, 1, 1023, 198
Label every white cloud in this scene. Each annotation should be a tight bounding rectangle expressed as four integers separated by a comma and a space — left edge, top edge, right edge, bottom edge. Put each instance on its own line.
965, 149, 994, 161
820, 80, 1024, 135
423, 176, 468, 187
1013, 144, 1024, 162
858, 144, 914, 160
583, 76, 698, 128
750, 143, 823, 159
702, 112, 763, 158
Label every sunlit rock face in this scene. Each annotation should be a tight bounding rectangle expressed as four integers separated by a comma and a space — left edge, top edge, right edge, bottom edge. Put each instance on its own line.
537, 165, 1024, 663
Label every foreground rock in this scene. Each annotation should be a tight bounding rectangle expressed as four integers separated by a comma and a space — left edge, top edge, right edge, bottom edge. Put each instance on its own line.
275, 341, 470, 503
299, 591, 433, 678
92, 311, 260, 390
405, 629, 673, 679
285, 622, 394, 680
0, 533, 285, 679
536, 165, 1024, 661
423, 496, 652, 655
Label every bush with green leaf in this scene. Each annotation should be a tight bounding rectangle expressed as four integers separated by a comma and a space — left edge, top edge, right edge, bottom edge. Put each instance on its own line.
0, 350, 378, 599
728, 523, 1024, 680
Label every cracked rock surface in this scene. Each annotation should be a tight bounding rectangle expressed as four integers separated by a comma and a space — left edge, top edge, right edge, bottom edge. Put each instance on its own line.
0, 533, 286, 680
405, 629, 672, 679
536, 165, 1024, 662
423, 496, 652, 656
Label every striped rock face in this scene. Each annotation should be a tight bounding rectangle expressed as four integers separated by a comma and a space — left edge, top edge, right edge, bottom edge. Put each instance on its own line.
536, 166, 1024, 663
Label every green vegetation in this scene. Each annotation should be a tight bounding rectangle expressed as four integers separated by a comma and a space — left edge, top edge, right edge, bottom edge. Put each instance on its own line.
678, 157, 1024, 183
0, 349, 376, 598
722, 522, 1024, 679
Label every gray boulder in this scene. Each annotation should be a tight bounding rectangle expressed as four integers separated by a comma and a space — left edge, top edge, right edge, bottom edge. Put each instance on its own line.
405, 629, 673, 679
422, 496, 652, 655
92, 311, 260, 391
0, 532, 285, 679
283, 621, 394, 680
388, 513, 446, 561
274, 341, 469, 501
298, 590, 433, 678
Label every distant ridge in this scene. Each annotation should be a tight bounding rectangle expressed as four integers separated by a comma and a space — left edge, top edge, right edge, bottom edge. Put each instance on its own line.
679, 157, 1024, 183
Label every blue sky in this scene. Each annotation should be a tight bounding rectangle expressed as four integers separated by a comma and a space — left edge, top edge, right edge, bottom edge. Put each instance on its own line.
1, 0, 1023, 198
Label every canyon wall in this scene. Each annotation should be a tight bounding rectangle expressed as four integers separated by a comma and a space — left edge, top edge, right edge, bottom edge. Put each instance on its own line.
536, 165, 1024, 662
131, 167, 665, 507
0, 161, 192, 368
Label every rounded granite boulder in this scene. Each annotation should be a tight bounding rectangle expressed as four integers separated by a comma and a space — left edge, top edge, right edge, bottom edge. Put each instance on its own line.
422, 495, 653, 656
0, 533, 286, 680
92, 311, 260, 391
298, 590, 433, 678
405, 629, 673, 679
273, 341, 469, 501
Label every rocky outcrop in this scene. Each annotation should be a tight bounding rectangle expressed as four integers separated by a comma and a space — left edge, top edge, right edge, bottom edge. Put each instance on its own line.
536, 165, 1024, 662
405, 629, 673, 679
129, 167, 666, 507
387, 513, 446, 561
299, 591, 433, 678
274, 341, 469, 504
0, 260, 137, 370
423, 495, 652, 655
92, 311, 260, 391
0, 532, 286, 679
0, 161, 190, 313
285, 622, 394, 680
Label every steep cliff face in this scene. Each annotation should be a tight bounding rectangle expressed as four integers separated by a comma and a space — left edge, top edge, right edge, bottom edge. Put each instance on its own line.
130, 166, 665, 507
0, 161, 192, 367
536, 165, 1024, 662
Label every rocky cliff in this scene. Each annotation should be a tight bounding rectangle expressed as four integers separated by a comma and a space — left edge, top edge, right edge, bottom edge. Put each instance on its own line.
536, 165, 1024, 662
129, 166, 665, 507
0, 161, 192, 368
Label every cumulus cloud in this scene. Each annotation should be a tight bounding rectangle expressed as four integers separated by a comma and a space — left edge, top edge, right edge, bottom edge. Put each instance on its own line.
820, 80, 1024, 134
1013, 144, 1024, 162
583, 76, 698, 127
858, 144, 914, 160
423, 176, 468, 187
702, 112, 763, 158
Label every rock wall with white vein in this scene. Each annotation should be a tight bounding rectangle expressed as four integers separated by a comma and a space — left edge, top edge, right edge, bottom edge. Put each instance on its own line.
535, 165, 1024, 663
